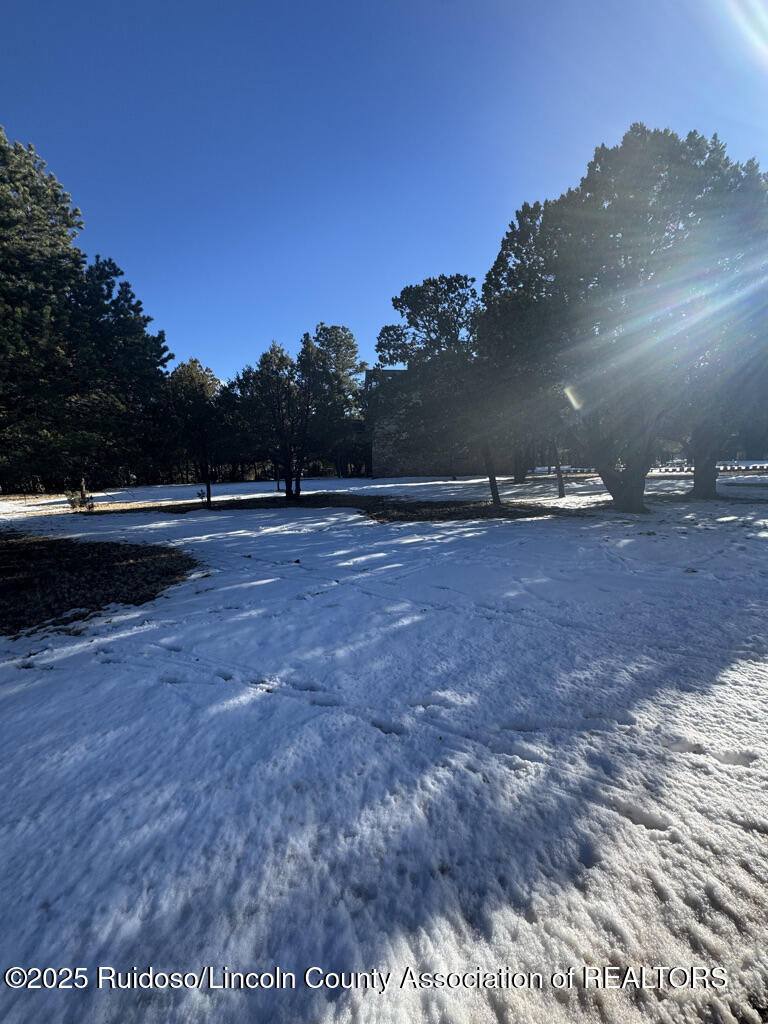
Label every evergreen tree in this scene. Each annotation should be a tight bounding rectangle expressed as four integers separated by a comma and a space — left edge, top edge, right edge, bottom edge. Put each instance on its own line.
227, 365, 279, 483
59, 256, 172, 492
168, 359, 221, 507
308, 323, 365, 476
0, 128, 173, 493
479, 202, 567, 487
247, 326, 363, 497
252, 342, 301, 496
375, 275, 494, 497
0, 126, 84, 491
485, 124, 768, 511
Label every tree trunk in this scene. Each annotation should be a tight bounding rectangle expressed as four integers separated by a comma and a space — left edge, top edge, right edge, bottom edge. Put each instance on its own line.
79, 476, 87, 504
481, 438, 501, 507
512, 447, 527, 485
550, 440, 565, 498
689, 424, 726, 499
597, 461, 649, 513
203, 465, 212, 509
691, 450, 719, 498
293, 453, 305, 499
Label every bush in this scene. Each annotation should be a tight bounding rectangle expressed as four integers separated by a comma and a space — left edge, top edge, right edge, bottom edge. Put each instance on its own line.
65, 490, 95, 512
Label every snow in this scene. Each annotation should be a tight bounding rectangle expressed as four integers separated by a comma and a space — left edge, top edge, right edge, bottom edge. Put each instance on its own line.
1, 477, 768, 1023
6, 469, 768, 515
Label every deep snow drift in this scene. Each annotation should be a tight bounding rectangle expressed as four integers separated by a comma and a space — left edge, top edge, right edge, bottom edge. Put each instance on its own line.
1, 476, 767, 1024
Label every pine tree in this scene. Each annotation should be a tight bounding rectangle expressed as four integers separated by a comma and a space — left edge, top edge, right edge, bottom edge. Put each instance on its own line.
59, 256, 172, 492
0, 126, 84, 491
375, 275, 493, 498
484, 125, 768, 511
168, 359, 221, 507
307, 324, 365, 477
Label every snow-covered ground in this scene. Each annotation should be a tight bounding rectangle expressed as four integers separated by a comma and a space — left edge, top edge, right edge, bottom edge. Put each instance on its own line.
5, 470, 768, 514
1, 478, 768, 1024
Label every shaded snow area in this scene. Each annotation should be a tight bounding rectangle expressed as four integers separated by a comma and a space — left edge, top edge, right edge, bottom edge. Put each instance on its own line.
1, 487, 768, 1024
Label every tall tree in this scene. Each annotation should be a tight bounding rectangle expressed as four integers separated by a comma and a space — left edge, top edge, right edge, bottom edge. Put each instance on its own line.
59, 256, 172, 493
0, 126, 84, 491
308, 323, 365, 477
376, 273, 479, 367
0, 129, 174, 493
225, 366, 275, 481
248, 326, 363, 497
672, 153, 768, 496
484, 124, 768, 511
479, 214, 565, 488
252, 342, 301, 496
374, 274, 496, 498
168, 359, 221, 507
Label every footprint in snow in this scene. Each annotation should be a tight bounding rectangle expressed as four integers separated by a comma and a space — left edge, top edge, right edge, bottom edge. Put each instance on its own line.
498, 717, 542, 733
370, 718, 406, 736
662, 737, 757, 766
612, 799, 671, 832
662, 737, 706, 755
492, 738, 547, 763
248, 679, 275, 692
711, 750, 757, 767
578, 840, 602, 869
583, 710, 637, 726
410, 694, 453, 709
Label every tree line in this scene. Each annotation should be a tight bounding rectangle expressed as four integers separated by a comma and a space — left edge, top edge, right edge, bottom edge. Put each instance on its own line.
0, 127, 368, 502
166, 327, 367, 504
2, 123, 767, 511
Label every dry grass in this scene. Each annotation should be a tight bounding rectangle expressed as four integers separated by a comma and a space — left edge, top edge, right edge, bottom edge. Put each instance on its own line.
55, 491, 579, 521
0, 531, 198, 635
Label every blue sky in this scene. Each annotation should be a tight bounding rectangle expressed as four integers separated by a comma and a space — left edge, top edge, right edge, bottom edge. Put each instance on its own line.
3, 0, 768, 377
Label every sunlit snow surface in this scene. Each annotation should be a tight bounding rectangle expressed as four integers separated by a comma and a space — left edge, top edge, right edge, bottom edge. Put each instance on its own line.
1, 475, 768, 1024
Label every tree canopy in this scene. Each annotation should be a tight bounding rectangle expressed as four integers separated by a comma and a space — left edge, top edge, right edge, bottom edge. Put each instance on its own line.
0, 126, 173, 493
481, 124, 768, 509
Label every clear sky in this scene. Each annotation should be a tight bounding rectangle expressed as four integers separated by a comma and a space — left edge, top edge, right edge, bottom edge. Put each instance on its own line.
3, 0, 768, 378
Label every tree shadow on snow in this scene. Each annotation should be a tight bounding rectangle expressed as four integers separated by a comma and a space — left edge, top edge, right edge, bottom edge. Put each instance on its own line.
1, 500, 768, 1023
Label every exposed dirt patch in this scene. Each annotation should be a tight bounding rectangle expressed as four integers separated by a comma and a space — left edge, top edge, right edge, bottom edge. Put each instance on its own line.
0, 531, 198, 635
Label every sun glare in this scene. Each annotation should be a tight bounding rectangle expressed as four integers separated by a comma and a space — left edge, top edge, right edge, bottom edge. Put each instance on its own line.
719, 0, 768, 66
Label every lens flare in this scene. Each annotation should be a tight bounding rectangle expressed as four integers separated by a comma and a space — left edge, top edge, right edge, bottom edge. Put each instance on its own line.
716, 0, 768, 67
565, 243, 768, 410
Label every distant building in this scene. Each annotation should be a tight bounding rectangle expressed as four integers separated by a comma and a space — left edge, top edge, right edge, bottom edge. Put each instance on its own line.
364, 368, 513, 478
